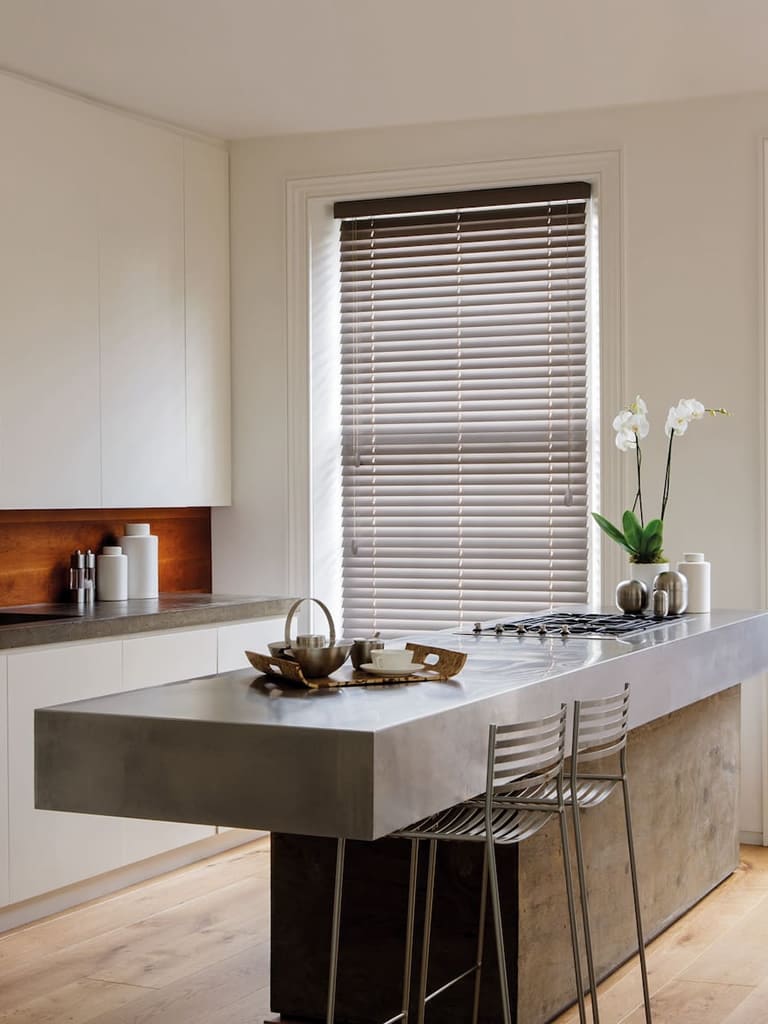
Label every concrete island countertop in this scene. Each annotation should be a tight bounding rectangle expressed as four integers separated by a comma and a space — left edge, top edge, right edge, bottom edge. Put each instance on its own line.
0, 593, 294, 649
36, 608, 768, 840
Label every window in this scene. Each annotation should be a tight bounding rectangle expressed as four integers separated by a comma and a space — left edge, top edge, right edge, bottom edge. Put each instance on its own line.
333, 183, 593, 637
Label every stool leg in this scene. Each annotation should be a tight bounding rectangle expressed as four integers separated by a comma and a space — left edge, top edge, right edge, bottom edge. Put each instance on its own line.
571, 797, 600, 1023
621, 776, 652, 1023
471, 845, 489, 1024
486, 836, 512, 1024
558, 809, 587, 1024
400, 839, 420, 1023
326, 837, 346, 1024
416, 840, 437, 1024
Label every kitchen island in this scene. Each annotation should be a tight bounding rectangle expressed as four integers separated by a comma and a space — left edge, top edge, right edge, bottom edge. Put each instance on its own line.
35, 610, 768, 1022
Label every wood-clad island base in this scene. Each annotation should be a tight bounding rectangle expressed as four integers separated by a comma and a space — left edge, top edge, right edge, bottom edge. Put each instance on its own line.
270, 688, 740, 1023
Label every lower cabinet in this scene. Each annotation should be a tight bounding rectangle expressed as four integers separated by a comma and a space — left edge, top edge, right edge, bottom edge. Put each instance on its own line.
0, 656, 8, 906
120, 629, 218, 861
8, 640, 126, 902
3, 617, 280, 907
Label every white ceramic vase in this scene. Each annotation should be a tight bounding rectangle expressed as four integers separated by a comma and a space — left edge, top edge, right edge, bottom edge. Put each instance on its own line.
628, 561, 669, 592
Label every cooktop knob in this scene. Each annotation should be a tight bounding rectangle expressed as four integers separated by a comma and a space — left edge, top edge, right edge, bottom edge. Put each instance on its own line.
560, 624, 570, 637
516, 623, 526, 635
472, 622, 482, 634
538, 624, 549, 636
494, 623, 504, 635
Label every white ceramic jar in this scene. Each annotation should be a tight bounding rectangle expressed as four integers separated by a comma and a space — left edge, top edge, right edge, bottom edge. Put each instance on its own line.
120, 523, 159, 599
96, 546, 128, 601
676, 552, 711, 613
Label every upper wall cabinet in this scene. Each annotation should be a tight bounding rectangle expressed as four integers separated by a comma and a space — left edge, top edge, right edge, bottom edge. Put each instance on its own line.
184, 139, 231, 507
97, 114, 187, 507
0, 78, 101, 509
0, 74, 231, 509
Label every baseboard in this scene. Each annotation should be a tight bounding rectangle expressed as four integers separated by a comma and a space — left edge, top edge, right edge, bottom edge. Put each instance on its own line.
740, 830, 765, 846
0, 828, 265, 934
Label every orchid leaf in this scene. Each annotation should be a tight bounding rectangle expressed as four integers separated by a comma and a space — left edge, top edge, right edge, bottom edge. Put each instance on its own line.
642, 518, 663, 540
637, 518, 665, 562
622, 510, 642, 550
591, 512, 637, 556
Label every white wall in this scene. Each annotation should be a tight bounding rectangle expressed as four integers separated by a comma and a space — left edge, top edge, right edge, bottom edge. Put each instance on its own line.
217, 91, 768, 836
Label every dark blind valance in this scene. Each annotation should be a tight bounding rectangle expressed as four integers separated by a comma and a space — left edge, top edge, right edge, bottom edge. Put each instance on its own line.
333, 181, 591, 219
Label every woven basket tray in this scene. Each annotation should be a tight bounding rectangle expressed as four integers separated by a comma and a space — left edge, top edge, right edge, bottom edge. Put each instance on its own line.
244, 642, 467, 689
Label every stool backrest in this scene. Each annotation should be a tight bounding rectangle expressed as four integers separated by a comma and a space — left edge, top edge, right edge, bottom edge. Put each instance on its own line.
487, 705, 568, 797
572, 683, 630, 767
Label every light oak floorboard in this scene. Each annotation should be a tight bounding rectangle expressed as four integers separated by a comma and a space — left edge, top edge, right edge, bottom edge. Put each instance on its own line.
3, 840, 768, 1023
86, 946, 270, 1024
0, 843, 269, 965
720, 976, 768, 1024
0, 978, 146, 1024
552, 846, 768, 1024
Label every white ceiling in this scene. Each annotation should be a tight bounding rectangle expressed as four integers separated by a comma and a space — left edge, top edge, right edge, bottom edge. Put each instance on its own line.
1, 0, 768, 139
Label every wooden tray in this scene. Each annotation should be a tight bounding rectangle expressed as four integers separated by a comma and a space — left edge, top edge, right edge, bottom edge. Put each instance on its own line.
245, 643, 467, 689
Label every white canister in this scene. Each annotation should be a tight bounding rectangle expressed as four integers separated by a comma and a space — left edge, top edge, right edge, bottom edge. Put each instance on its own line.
676, 552, 711, 613
121, 523, 159, 599
96, 546, 128, 601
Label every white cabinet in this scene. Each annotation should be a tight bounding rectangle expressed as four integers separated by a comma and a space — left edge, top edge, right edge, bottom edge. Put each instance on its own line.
120, 629, 217, 860
0, 74, 230, 510
97, 113, 187, 507
0, 656, 8, 906
7, 640, 125, 902
0, 77, 101, 509
217, 617, 284, 672
184, 139, 232, 507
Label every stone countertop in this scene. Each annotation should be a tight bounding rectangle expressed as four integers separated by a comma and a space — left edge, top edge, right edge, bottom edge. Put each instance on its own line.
0, 594, 294, 650
36, 609, 768, 839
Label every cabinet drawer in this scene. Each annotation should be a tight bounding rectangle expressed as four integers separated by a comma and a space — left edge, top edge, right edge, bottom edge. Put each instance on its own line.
217, 617, 284, 672
122, 627, 218, 689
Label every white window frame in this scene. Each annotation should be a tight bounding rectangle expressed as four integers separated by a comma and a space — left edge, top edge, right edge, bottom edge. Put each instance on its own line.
286, 152, 625, 630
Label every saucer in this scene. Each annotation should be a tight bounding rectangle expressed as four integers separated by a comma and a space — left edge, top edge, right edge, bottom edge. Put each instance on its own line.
360, 663, 426, 677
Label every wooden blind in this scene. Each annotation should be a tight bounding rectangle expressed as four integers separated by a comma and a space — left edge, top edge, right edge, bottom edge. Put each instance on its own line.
336, 183, 591, 637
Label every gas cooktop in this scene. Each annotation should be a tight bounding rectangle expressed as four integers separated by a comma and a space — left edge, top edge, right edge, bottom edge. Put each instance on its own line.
462, 611, 671, 639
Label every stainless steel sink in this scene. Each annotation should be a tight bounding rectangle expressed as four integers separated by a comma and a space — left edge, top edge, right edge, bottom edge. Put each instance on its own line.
0, 612, 70, 625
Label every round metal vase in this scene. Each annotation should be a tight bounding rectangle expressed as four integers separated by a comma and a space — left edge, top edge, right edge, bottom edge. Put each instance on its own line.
616, 578, 649, 614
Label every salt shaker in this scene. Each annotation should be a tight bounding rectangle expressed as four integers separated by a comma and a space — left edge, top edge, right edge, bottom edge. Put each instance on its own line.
652, 588, 669, 618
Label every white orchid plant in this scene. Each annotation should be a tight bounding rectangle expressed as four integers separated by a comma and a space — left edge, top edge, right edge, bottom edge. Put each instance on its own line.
592, 396, 729, 564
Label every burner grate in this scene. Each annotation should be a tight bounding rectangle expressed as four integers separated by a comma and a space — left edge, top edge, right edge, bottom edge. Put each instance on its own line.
468, 612, 668, 639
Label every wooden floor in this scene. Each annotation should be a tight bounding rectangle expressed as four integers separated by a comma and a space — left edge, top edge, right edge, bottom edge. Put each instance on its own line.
1, 840, 767, 1023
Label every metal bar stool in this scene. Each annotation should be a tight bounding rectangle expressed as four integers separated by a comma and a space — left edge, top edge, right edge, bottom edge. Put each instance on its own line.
568, 684, 653, 1024
394, 705, 587, 1024
326, 836, 420, 1024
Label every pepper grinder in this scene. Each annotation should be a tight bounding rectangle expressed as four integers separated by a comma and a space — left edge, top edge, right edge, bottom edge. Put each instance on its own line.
84, 549, 96, 606
68, 550, 86, 605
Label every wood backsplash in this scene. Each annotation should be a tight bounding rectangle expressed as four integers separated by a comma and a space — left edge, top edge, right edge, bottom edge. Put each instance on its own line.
0, 508, 212, 606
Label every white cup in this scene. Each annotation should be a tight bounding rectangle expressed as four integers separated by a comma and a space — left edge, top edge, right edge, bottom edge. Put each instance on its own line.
371, 649, 414, 671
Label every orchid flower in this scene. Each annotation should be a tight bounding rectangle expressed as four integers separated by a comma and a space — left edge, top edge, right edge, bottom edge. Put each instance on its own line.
613, 396, 649, 523
594, 396, 729, 564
